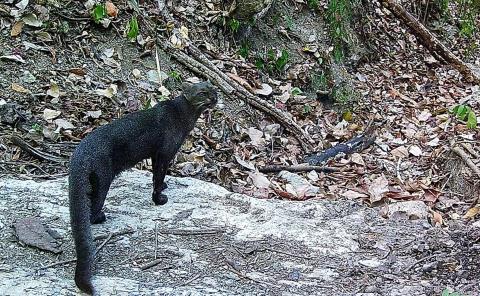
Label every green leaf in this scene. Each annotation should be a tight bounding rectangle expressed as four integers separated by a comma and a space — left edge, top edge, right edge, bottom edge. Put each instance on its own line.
91, 4, 107, 23
255, 58, 265, 69
127, 16, 139, 40
229, 18, 240, 33
291, 87, 303, 96
454, 104, 471, 120
467, 110, 477, 129
267, 49, 276, 61
275, 49, 289, 71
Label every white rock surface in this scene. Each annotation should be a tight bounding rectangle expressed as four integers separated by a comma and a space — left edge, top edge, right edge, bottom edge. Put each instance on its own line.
0, 170, 477, 295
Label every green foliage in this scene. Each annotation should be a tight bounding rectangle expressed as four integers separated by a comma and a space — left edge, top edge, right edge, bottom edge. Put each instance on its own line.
435, 0, 479, 37
436, 0, 451, 16
168, 71, 182, 82
291, 87, 303, 96
127, 16, 139, 40
310, 71, 329, 92
238, 41, 250, 59
451, 104, 478, 128
307, 0, 320, 10
441, 288, 464, 296
303, 104, 313, 115
31, 123, 43, 133
229, 18, 241, 33
326, 0, 354, 62
332, 83, 359, 109
255, 57, 265, 70
458, 0, 480, 38
255, 48, 290, 73
283, 15, 295, 31
91, 4, 107, 23
59, 21, 70, 34
275, 49, 289, 71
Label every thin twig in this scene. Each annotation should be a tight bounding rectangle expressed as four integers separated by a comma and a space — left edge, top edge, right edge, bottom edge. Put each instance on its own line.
176, 273, 202, 287
36, 258, 76, 271
405, 254, 437, 272
158, 228, 224, 236
95, 233, 113, 254
140, 258, 173, 270
264, 247, 313, 260
452, 146, 480, 179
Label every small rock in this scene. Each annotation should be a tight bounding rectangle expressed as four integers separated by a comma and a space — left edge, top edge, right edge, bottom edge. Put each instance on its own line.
14, 217, 62, 254
388, 201, 429, 220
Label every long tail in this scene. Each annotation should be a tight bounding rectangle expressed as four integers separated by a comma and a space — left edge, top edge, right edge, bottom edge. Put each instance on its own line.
69, 167, 95, 295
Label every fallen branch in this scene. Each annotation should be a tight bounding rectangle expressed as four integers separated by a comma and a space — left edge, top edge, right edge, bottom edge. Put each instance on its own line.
156, 40, 315, 152
10, 136, 67, 163
305, 134, 376, 165
452, 145, 480, 179
379, 0, 480, 83
158, 228, 224, 236
259, 164, 341, 174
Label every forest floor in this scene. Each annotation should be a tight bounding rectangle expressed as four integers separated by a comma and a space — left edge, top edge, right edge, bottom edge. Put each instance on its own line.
0, 1, 480, 295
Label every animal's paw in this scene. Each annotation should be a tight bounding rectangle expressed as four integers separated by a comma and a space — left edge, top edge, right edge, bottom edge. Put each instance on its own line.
90, 211, 106, 224
152, 193, 168, 205
160, 182, 168, 191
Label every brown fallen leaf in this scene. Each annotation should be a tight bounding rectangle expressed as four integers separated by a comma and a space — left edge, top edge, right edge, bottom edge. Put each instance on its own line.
463, 206, 480, 220
11, 83, 30, 94
68, 67, 86, 76
367, 175, 389, 203
105, 1, 118, 18
11, 20, 24, 37
431, 210, 443, 227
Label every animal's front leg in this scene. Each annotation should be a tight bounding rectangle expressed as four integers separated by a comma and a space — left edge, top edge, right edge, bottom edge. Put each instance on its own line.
152, 154, 169, 205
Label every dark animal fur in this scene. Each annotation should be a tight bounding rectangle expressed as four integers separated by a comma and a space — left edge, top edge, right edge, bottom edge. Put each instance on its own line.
69, 81, 217, 294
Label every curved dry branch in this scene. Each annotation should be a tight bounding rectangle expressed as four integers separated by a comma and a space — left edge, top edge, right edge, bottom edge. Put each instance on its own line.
379, 0, 480, 84
157, 39, 315, 152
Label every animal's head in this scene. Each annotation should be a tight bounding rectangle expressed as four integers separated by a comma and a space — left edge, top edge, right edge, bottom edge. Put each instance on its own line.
182, 81, 218, 112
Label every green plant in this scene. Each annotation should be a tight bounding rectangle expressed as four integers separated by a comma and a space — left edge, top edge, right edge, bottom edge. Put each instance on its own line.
275, 49, 289, 71
91, 4, 107, 23
441, 288, 464, 296
302, 104, 313, 115
255, 56, 265, 70
331, 82, 360, 110
229, 18, 241, 33
59, 21, 70, 34
458, 0, 479, 37
326, 0, 355, 62
310, 71, 329, 92
238, 40, 250, 59
31, 123, 43, 133
283, 15, 294, 31
168, 71, 182, 82
127, 16, 139, 40
451, 104, 477, 128
436, 0, 451, 16
255, 48, 290, 73
291, 87, 303, 96
307, 0, 319, 10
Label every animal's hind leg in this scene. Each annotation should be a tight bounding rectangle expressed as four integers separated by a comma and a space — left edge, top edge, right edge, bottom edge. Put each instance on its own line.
89, 171, 112, 224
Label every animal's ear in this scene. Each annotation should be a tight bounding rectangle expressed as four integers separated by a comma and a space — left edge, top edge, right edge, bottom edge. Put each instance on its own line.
181, 82, 193, 91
